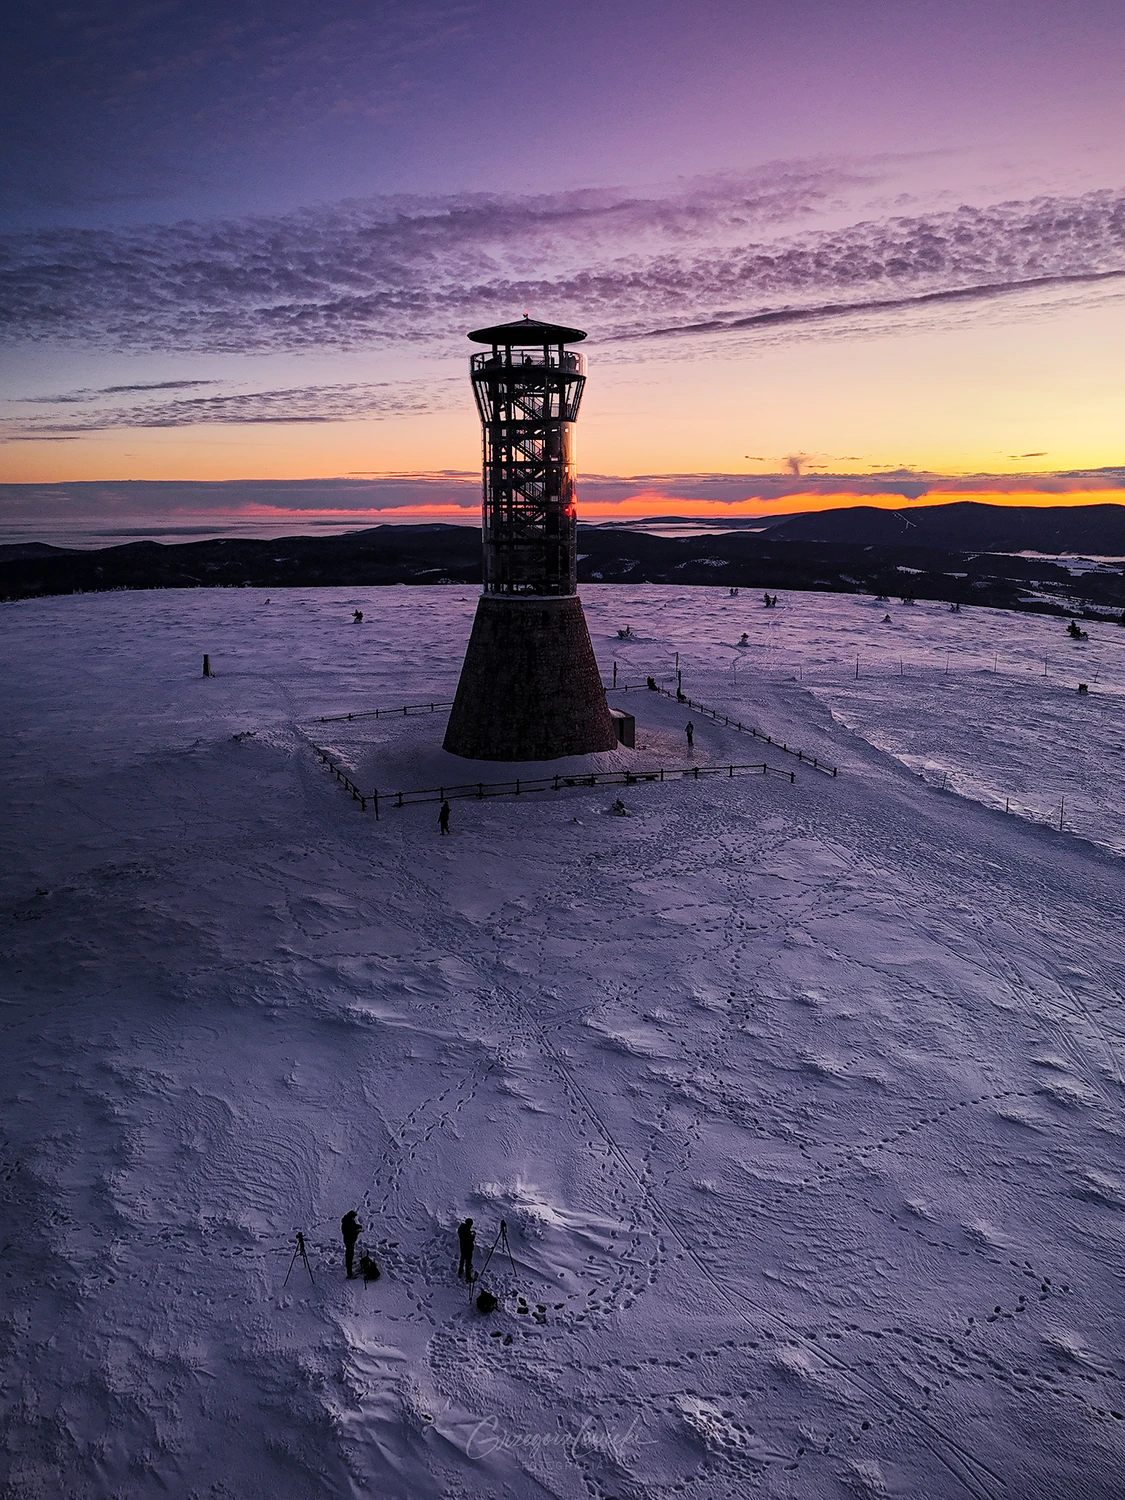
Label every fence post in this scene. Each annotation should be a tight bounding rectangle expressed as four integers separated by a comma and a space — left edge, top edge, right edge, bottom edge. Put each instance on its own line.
516, 779, 520, 795
374, 790, 380, 820
729, 765, 733, 777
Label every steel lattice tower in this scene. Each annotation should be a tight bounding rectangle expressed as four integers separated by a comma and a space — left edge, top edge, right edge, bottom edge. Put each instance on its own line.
443, 316, 616, 761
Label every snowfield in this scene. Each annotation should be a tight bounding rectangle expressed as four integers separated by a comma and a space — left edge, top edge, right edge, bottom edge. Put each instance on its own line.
2, 583, 1124, 1500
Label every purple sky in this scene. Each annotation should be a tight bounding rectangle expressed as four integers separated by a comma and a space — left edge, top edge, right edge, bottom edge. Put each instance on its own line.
5, 0, 1122, 227
1, 0, 1123, 515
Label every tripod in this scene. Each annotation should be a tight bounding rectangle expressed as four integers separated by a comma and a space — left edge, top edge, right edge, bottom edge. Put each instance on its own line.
284, 1230, 315, 1286
469, 1218, 517, 1304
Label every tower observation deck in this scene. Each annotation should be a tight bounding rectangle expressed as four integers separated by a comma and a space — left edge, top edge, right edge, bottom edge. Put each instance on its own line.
470, 318, 586, 595
443, 317, 617, 761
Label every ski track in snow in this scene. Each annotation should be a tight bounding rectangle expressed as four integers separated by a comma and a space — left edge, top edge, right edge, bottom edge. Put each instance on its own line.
1, 584, 1123, 1500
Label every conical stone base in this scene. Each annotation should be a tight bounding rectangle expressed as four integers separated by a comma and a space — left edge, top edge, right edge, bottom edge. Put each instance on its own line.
444, 594, 617, 761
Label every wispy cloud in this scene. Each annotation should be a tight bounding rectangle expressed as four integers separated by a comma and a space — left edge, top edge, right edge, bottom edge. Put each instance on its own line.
2, 378, 459, 440
21, 379, 220, 405
5, 172, 1120, 355
625, 267, 1125, 341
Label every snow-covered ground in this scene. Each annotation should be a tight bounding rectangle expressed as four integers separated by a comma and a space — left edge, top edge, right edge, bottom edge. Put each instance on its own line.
2, 584, 1123, 1500
615, 587, 1125, 858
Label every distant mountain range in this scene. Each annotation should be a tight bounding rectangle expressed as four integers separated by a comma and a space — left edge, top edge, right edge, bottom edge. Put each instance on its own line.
603, 501, 1125, 553
3, 503, 1125, 616
755, 501, 1125, 553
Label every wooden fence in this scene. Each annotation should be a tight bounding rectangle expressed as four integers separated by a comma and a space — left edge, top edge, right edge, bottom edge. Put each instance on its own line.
314, 701, 453, 725
309, 745, 795, 818
651, 685, 838, 776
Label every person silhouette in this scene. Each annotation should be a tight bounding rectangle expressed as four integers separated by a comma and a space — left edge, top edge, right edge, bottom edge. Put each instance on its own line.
341, 1210, 362, 1279
685, 721, 694, 748
439, 800, 451, 835
457, 1218, 476, 1281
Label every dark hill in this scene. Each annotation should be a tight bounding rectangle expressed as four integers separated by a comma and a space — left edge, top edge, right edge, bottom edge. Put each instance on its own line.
0, 542, 78, 561
0, 526, 482, 598
3, 511, 1125, 618
763, 501, 1125, 553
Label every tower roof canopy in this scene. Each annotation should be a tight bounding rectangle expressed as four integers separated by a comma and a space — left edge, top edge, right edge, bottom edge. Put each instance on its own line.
468, 316, 586, 346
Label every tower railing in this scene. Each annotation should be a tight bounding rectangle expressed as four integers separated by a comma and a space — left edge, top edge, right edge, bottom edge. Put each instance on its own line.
471, 349, 585, 374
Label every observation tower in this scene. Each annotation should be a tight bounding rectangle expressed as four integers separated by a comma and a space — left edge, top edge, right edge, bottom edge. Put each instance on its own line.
443, 316, 616, 761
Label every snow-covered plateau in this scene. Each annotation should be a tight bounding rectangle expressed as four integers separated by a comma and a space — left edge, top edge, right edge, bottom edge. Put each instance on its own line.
2, 583, 1123, 1500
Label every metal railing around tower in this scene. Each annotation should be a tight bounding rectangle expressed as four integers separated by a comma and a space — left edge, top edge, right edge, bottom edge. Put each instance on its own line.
471, 349, 585, 374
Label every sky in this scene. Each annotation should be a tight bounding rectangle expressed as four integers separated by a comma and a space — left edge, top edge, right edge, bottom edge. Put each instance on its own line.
1, 0, 1124, 531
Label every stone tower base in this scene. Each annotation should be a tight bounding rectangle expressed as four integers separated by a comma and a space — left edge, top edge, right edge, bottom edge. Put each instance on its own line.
444, 594, 617, 761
